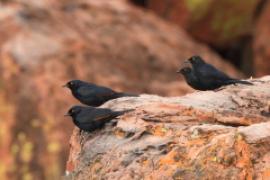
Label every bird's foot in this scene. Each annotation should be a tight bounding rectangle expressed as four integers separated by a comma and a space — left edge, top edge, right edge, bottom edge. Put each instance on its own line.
214, 87, 226, 92
251, 80, 264, 83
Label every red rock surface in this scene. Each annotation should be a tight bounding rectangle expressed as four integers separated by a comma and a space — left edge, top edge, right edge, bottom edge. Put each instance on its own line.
253, 0, 270, 76
66, 76, 270, 179
0, 0, 241, 179
146, 0, 260, 48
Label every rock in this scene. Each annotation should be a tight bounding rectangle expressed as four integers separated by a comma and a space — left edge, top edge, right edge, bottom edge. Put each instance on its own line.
146, 0, 260, 48
0, 0, 241, 179
67, 76, 270, 179
147, 0, 190, 28
238, 122, 270, 143
253, 0, 270, 76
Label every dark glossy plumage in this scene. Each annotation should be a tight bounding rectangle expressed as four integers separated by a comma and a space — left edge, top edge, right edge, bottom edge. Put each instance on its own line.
63, 80, 137, 106
65, 105, 131, 132
177, 56, 253, 90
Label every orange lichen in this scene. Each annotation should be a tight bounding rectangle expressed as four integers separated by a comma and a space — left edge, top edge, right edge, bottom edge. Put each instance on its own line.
159, 150, 179, 165
263, 169, 270, 180
234, 134, 253, 180
114, 128, 127, 139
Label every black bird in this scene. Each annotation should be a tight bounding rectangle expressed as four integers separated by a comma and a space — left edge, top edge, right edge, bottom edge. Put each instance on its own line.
65, 105, 131, 132
63, 80, 137, 106
177, 56, 253, 90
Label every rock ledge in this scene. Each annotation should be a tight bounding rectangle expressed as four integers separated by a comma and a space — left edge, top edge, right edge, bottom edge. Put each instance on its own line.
66, 77, 270, 179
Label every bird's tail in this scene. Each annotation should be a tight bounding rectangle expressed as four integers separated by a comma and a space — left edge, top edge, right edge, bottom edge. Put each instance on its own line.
113, 109, 134, 117
227, 79, 253, 85
116, 92, 139, 98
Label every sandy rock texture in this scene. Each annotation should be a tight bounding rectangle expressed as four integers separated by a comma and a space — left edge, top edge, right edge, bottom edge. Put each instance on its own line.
66, 76, 270, 180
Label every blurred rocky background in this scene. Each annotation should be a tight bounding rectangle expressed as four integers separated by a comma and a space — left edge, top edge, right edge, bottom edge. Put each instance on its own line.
0, 0, 269, 179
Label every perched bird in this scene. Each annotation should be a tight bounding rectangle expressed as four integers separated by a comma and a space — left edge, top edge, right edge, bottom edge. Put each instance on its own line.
178, 55, 253, 90
63, 80, 137, 106
65, 105, 131, 132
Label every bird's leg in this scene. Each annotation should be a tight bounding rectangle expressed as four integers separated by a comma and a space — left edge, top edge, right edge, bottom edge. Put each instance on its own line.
214, 86, 226, 92
79, 130, 87, 146
251, 80, 264, 83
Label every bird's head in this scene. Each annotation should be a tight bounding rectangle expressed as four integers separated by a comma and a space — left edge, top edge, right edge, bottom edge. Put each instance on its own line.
177, 67, 192, 75
63, 80, 83, 90
65, 106, 82, 118
187, 55, 205, 66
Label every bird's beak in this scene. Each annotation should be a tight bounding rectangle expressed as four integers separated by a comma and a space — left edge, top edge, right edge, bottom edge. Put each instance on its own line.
177, 61, 190, 73
64, 113, 70, 117
62, 84, 68, 88
182, 60, 190, 66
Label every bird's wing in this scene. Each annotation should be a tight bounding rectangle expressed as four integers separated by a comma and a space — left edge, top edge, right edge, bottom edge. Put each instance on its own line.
78, 86, 116, 99
78, 108, 114, 124
198, 64, 232, 81
77, 86, 96, 97
95, 86, 116, 99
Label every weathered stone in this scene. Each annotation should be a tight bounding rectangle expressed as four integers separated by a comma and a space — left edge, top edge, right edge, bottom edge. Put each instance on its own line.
67, 76, 270, 179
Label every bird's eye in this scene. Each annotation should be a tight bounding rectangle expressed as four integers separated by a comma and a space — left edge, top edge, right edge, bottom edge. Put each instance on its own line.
184, 68, 191, 73
69, 82, 73, 86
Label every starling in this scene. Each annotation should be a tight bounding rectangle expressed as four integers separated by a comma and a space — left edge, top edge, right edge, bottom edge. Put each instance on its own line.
63, 80, 137, 106
65, 105, 131, 132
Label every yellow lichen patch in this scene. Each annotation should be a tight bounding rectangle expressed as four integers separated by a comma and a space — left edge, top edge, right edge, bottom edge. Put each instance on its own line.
185, 0, 211, 20
22, 172, 33, 180
20, 141, 33, 163
47, 141, 61, 153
